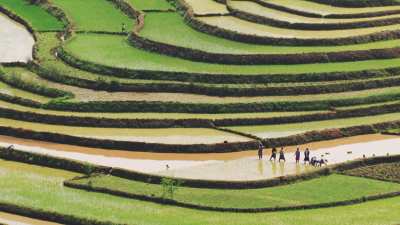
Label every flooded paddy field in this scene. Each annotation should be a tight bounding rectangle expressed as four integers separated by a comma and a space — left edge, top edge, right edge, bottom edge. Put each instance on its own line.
198, 16, 400, 39
265, 0, 400, 16
183, 0, 229, 15
0, 14, 34, 63
0, 134, 398, 181
229, 1, 400, 24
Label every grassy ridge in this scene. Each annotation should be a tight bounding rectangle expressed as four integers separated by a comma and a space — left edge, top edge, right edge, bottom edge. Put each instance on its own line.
1, 160, 400, 225
0, 100, 322, 120
0, 0, 63, 31
70, 174, 400, 209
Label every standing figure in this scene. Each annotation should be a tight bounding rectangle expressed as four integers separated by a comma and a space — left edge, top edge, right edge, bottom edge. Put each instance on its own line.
304, 148, 310, 164
269, 147, 277, 161
258, 142, 264, 160
295, 148, 301, 164
121, 22, 126, 33
279, 147, 286, 162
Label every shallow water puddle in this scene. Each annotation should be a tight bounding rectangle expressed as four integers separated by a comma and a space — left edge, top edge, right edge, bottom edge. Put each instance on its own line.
0, 14, 34, 63
0, 135, 399, 181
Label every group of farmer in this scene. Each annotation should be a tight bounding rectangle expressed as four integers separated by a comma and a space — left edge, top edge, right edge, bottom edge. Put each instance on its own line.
257, 142, 312, 164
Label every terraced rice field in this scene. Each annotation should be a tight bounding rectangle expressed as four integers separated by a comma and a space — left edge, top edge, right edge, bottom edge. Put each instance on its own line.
51, 0, 133, 32
2, 0, 400, 223
228, 1, 400, 24
1, 160, 400, 225
65, 33, 400, 74
264, 0, 400, 16
183, 0, 229, 15
126, 0, 173, 11
138, 12, 400, 54
198, 16, 400, 39
227, 112, 400, 138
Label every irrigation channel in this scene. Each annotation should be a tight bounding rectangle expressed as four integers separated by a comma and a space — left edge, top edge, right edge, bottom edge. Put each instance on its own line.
0, 13, 34, 63
0, 134, 399, 181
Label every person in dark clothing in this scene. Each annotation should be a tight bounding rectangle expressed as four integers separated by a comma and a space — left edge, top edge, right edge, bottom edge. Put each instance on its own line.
295, 148, 301, 164
258, 143, 264, 160
269, 147, 277, 161
304, 148, 310, 164
279, 147, 286, 162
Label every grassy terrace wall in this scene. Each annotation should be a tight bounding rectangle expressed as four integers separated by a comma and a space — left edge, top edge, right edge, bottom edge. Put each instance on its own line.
1, 100, 400, 128
130, 30, 400, 65
42, 93, 400, 113
57, 45, 400, 84
12, 61, 400, 99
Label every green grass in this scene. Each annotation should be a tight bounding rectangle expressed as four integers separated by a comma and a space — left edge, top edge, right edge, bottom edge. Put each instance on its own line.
0, 0, 63, 31
1, 160, 400, 225
38, 32, 400, 90
126, 0, 173, 10
65, 33, 400, 75
50, 0, 133, 32
140, 12, 400, 55
227, 112, 400, 138
71, 173, 400, 209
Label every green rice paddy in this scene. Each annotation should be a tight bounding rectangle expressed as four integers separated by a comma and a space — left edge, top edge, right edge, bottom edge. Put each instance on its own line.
65, 33, 400, 75
140, 12, 400, 55
1, 160, 400, 225
2, 0, 400, 223
0, 0, 63, 31
50, 0, 133, 32
71, 173, 400, 209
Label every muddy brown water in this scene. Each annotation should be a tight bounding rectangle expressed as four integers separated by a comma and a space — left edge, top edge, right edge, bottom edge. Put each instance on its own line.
0, 212, 60, 225
0, 14, 34, 63
0, 134, 399, 181
0, 134, 392, 160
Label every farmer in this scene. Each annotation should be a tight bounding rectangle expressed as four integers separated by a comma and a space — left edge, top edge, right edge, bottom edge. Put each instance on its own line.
304, 148, 310, 164
295, 148, 301, 164
258, 142, 264, 160
121, 22, 126, 33
279, 147, 286, 162
269, 147, 277, 161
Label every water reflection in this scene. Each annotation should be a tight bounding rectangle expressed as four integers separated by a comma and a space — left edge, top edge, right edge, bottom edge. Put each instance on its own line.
1, 136, 400, 181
